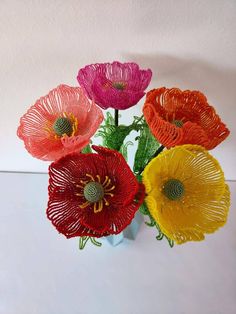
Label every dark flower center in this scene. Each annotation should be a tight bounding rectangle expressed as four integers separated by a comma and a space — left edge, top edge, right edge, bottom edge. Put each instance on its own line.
172, 120, 184, 128
163, 179, 185, 201
83, 182, 104, 203
53, 117, 73, 137
112, 82, 125, 90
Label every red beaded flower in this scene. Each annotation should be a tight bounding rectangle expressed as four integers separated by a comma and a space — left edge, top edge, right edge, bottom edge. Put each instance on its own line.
77, 61, 152, 110
47, 146, 145, 238
143, 87, 230, 149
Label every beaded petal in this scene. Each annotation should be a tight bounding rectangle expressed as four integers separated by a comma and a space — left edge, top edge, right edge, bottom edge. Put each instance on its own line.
143, 87, 229, 149
47, 145, 145, 238
142, 145, 230, 244
77, 61, 152, 110
17, 85, 104, 161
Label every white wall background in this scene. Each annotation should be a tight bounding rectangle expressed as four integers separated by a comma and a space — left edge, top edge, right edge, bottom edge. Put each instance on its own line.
1, 2, 236, 314
0, 0, 235, 179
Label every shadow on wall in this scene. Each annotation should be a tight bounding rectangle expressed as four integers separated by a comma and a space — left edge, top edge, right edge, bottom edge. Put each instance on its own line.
124, 53, 236, 134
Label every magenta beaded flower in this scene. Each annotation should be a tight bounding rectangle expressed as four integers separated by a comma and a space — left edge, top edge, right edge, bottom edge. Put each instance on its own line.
77, 61, 152, 110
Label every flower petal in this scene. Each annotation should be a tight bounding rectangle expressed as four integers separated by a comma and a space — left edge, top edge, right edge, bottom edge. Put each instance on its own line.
47, 153, 108, 237
47, 148, 145, 238
81, 183, 145, 235
143, 145, 230, 244
17, 85, 103, 161
143, 87, 230, 149
153, 184, 230, 244
92, 145, 140, 206
77, 61, 152, 110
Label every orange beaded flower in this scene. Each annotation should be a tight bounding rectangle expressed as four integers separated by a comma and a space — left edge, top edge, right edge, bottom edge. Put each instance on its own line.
143, 87, 229, 149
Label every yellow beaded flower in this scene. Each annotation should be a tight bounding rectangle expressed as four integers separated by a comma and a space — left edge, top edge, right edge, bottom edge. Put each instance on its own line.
142, 145, 230, 244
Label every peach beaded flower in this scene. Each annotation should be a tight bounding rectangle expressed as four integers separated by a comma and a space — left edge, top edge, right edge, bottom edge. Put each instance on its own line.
17, 85, 104, 161
143, 87, 229, 149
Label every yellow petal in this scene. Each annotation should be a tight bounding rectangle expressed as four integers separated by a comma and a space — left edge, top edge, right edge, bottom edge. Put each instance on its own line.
142, 145, 230, 244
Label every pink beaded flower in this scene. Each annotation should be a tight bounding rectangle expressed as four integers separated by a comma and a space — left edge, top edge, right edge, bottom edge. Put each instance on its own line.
17, 85, 104, 161
77, 61, 152, 110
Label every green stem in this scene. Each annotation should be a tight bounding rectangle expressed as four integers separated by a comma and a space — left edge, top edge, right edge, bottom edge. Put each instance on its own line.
79, 236, 89, 250
114, 109, 119, 127
90, 237, 102, 247
138, 145, 165, 175
133, 115, 144, 125
152, 145, 164, 158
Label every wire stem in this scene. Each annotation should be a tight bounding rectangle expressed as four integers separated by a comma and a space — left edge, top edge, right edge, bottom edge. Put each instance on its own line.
114, 109, 119, 127
152, 145, 164, 158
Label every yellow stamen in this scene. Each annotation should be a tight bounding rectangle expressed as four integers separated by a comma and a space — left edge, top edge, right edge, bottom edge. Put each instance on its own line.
93, 201, 103, 213
86, 174, 95, 181
77, 174, 116, 214
103, 197, 110, 206
44, 126, 52, 133
44, 111, 79, 140
80, 179, 89, 185
98, 200, 104, 213
75, 193, 83, 196
105, 192, 114, 197
76, 184, 84, 189
71, 117, 78, 136
60, 112, 79, 138
93, 202, 97, 212
103, 179, 111, 189
105, 185, 115, 192
80, 201, 90, 209
103, 176, 109, 185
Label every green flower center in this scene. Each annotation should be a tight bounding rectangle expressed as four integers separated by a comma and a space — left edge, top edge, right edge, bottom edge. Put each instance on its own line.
163, 179, 185, 201
83, 182, 104, 203
172, 120, 184, 128
112, 82, 125, 90
53, 117, 73, 137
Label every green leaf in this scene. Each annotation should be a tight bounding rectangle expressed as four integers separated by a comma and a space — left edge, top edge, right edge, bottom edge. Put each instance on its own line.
81, 143, 92, 153
167, 238, 174, 248
155, 223, 174, 248
79, 236, 102, 249
105, 125, 135, 151
143, 209, 175, 248
90, 237, 102, 247
139, 201, 149, 215
156, 233, 164, 240
133, 123, 160, 175
119, 141, 133, 161
79, 236, 90, 249
96, 113, 145, 151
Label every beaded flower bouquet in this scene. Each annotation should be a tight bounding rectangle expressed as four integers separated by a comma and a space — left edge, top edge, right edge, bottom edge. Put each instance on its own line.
17, 61, 230, 249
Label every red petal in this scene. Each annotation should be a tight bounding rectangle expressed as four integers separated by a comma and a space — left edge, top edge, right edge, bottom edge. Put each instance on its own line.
81, 183, 145, 235
92, 146, 139, 206
47, 148, 145, 238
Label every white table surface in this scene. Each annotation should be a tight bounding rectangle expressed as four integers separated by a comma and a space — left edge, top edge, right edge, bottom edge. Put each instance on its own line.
0, 173, 235, 314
